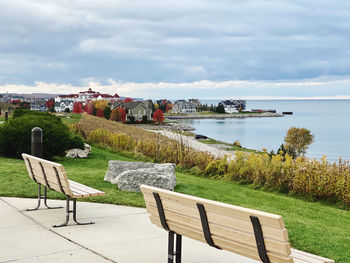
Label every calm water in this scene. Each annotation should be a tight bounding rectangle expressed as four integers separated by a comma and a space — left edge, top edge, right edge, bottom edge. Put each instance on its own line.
177, 100, 350, 161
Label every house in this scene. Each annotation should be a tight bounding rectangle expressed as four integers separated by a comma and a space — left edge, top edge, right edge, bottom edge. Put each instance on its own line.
112, 100, 153, 121
30, 101, 47, 112
173, 100, 197, 114
54, 100, 74, 112
218, 100, 246, 113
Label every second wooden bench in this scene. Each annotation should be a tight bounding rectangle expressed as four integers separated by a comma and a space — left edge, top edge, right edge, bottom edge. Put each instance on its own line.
22, 153, 105, 227
141, 185, 334, 263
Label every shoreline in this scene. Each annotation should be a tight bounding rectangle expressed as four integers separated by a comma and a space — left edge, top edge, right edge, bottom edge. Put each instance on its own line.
165, 112, 283, 119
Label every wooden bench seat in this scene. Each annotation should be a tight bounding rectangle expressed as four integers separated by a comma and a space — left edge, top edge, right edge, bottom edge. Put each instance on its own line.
140, 185, 334, 263
22, 153, 105, 227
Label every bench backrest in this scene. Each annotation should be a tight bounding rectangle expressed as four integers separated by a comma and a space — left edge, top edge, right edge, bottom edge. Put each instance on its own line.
22, 153, 73, 196
141, 185, 293, 263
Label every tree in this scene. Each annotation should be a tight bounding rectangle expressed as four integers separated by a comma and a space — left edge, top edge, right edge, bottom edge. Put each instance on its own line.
215, 104, 225, 114
73, 102, 83, 113
110, 108, 119, 121
153, 109, 164, 123
96, 108, 104, 117
64, 108, 71, 113
123, 97, 133, 103
95, 100, 109, 110
103, 106, 111, 119
46, 100, 54, 110
87, 101, 95, 115
118, 107, 126, 122
284, 127, 315, 156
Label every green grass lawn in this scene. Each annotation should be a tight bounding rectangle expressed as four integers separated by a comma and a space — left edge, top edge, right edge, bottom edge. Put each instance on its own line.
57, 113, 82, 126
0, 146, 348, 261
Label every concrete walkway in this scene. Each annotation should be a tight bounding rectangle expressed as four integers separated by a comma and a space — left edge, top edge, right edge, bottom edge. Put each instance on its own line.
0, 197, 257, 263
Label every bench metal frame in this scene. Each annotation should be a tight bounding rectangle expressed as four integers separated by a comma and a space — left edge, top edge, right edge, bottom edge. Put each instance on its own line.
25, 157, 94, 228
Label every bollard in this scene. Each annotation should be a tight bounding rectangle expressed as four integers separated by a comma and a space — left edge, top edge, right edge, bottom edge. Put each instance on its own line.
31, 127, 43, 158
5, 112, 8, 122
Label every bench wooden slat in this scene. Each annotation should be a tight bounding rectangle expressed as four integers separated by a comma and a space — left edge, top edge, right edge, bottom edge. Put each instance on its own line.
29, 164, 68, 186
23, 154, 71, 194
27, 175, 71, 194
22, 153, 104, 199
142, 185, 285, 229
291, 249, 334, 263
150, 216, 293, 263
147, 204, 291, 256
144, 193, 289, 242
141, 185, 334, 263
69, 180, 105, 198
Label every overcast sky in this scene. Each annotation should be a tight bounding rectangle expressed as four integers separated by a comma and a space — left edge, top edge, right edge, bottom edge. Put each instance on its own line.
0, 0, 350, 99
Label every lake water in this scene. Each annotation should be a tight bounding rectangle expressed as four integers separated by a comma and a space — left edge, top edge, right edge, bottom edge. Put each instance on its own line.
177, 100, 350, 161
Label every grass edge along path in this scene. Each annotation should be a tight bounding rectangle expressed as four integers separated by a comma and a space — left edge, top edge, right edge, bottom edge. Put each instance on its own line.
0, 146, 348, 262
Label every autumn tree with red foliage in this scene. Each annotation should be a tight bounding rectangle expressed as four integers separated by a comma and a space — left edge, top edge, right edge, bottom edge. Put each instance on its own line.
96, 108, 104, 117
87, 101, 95, 115
73, 102, 83, 113
153, 109, 164, 123
118, 107, 126, 122
46, 100, 54, 109
110, 107, 126, 122
123, 97, 133, 103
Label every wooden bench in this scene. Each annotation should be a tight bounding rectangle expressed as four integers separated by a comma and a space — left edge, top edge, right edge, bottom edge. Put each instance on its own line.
22, 153, 105, 227
140, 185, 334, 263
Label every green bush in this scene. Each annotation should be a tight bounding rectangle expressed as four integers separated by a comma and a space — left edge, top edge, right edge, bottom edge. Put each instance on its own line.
0, 113, 84, 159
13, 109, 60, 120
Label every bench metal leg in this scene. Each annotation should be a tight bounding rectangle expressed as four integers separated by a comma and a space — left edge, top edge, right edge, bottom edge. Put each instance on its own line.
168, 232, 182, 263
27, 184, 63, 211
53, 196, 94, 228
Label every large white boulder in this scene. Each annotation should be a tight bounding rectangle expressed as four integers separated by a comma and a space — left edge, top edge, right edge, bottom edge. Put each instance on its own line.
104, 160, 176, 192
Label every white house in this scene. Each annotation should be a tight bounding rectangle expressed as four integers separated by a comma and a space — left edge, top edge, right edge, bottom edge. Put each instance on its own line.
54, 100, 74, 112
173, 100, 197, 114
218, 100, 246, 113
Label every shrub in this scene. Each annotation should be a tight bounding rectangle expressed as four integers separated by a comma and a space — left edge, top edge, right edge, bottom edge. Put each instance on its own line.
0, 113, 84, 159
142, 115, 148, 123
13, 109, 60, 120
128, 115, 135, 124
104, 107, 111, 119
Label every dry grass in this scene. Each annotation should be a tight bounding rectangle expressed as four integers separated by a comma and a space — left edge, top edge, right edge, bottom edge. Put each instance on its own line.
75, 114, 215, 169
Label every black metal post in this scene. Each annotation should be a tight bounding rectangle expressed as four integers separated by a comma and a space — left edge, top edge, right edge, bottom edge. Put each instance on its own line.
5, 112, 8, 122
27, 127, 62, 211
31, 127, 43, 158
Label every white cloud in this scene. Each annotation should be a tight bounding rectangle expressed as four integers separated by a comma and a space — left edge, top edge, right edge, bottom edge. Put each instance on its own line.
2, 76, 350, 100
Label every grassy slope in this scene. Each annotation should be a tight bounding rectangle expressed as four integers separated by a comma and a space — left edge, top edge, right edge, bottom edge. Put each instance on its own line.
0, 146, 348, 261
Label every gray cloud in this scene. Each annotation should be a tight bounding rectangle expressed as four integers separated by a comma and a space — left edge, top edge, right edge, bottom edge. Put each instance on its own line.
0, 0, 350, 97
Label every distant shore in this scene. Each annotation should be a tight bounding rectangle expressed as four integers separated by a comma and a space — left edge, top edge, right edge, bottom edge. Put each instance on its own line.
165, 112, 283, 119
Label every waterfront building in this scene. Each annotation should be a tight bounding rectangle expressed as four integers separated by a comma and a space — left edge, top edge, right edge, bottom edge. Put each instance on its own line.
218, 100, 246, 113
173, 100, 198, 114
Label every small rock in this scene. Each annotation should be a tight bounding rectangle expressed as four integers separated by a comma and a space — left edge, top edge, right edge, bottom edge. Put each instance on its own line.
66, 143, 91, 159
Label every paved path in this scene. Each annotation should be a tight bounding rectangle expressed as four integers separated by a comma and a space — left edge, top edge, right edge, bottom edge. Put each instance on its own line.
150, 130, 235, 159
0, 197, 257, 263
